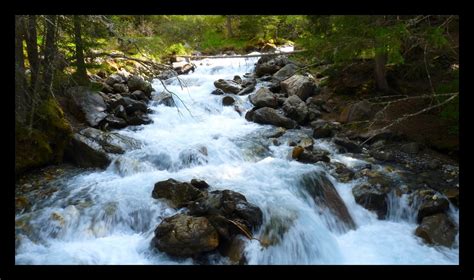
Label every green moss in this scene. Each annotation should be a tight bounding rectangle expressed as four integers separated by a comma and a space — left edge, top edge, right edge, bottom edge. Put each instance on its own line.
15, 97, 72, 176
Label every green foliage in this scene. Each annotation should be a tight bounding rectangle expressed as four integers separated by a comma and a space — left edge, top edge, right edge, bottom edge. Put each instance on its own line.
436, 69, 459, 134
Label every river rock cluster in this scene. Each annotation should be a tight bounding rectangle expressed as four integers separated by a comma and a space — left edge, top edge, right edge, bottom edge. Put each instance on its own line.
208, 53, 459, 249
150, 178, 263, 264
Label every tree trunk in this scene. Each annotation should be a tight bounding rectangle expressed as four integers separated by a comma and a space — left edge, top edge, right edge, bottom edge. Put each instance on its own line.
15, 15, 28, 122
73, 15, 89, 85
374, 51, 389, 92
42, 15, 58, 95
226, 16, 234, 38
25, 15, 39, 89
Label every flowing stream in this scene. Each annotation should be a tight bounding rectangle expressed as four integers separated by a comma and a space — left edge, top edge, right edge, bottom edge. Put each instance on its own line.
15, 51, 459, 265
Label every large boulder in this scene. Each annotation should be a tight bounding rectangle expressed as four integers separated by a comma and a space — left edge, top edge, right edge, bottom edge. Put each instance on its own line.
248, 107, 297, 129
101, 115, 127, 129
188, 189, 263, 232
127, 111, 152, 126
214, 79, 242, 94
352, 183, 388, 219
416, 194, 450, 223
299, 171, 356, 230
280, 74, 317, 101
338, 100, 374, 123
151, 214, 219, 257
122, 97, 148, 114
282, 95, 308, 124
66, 86, 108, 127
249, 87, 278, 108
152, 178, 204, 208
415, 213, 457, 247
272, 63, 299, 82
65, 127, 141, 168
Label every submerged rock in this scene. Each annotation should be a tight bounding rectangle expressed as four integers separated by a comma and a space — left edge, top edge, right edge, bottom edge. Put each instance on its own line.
151, 214, 219, 257
299, 171, 356, 230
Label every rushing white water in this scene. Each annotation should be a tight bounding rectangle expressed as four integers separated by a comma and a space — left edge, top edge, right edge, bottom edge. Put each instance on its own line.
15, 51, 459, 265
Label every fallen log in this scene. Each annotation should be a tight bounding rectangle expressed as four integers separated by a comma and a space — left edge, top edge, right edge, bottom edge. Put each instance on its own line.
180, 49, 307, 60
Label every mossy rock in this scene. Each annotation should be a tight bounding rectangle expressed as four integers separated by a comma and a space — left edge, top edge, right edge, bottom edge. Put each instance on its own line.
15, 97, 72, 176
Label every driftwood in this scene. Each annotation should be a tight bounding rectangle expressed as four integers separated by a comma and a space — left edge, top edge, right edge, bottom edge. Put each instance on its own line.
180, 49, 307, 60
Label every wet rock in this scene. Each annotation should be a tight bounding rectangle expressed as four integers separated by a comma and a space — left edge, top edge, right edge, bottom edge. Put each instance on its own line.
214, 79, 242, 94
299, 171, 356, 230
249, 107, 297, 129
352, 183, 388, 219
222, 96, 236, 106
417, 196, 450, 223
211, 89, 225, 95
66, 86, 108, 127
311, 120, 341, 139
338, 100, 374, 123
65, 127, 141, 168
188, 190, 263, 231
280, 74, 317, 101
152, 178, 204, 208
237, 84, 255, 95
282, 95, 308, 124
331, 162, 355, 183
157, 70, 178, 80
123, 97, 148, 114
127, 111, 152, 126
151, 214, 219, 257
249, 87, 278, 108
220, 236, 247, 265
101, 83, 114, 94
415, 213, 457, 247
191, 179, 210, 190
233, 75, 242, 84
401, 142, 420, 154
127, 75, 154, 96
292, 147, 330, 163
153, 91, 175, 107
442, 188, 459, 208
334, 137, 362, 153
113, 83, 129, 94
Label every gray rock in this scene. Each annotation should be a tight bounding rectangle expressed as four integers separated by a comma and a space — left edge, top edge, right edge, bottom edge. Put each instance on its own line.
66, 86, 108, 127
272, 63, 299, 82
312, 120, 340, 138
154, 91, 175, 107
102, 115, 127, 129
250, 107, 297, 129
66, 127, 141, 168
214, 79, 242, 94
334, 137, 362, 153
280, 74, 317, 101
113, 83, 129, 94
339, 100, 374, 123
105, 74, 125, 86
249, 87, 278, 108
130, 90, 149, 102
282, 95, 308, 124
